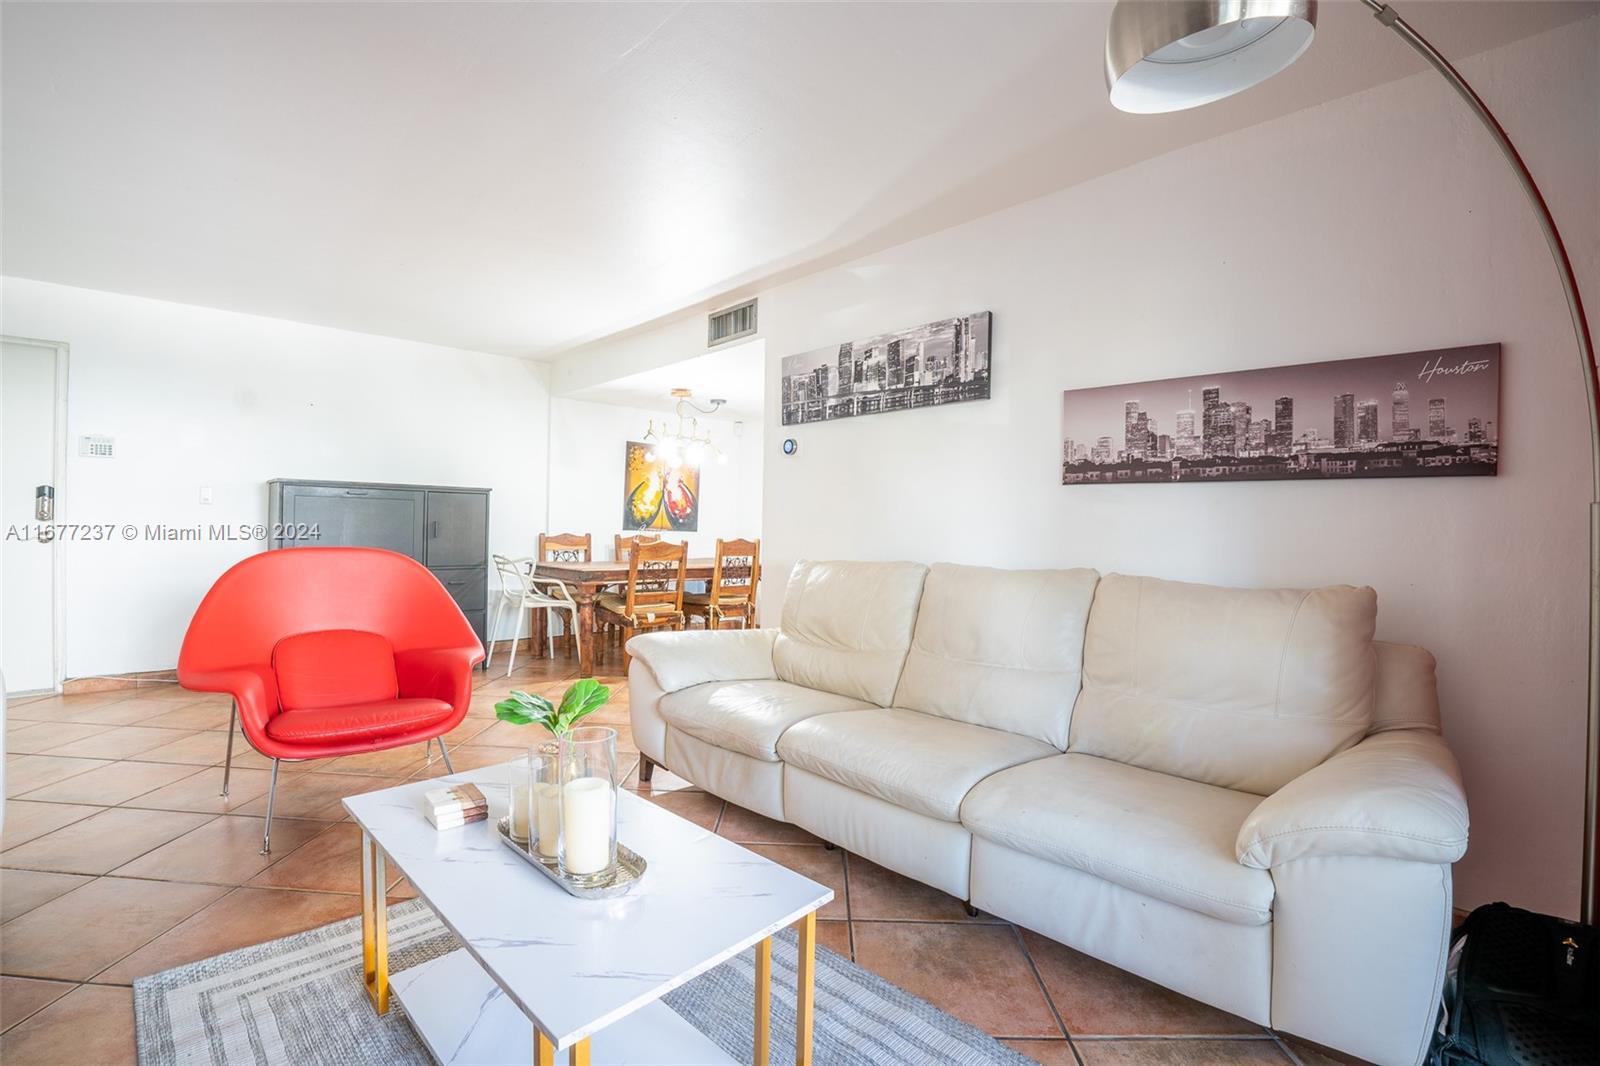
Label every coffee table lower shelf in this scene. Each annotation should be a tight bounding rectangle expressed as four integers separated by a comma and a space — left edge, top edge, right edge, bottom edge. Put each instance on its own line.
391, 945, 738, 1066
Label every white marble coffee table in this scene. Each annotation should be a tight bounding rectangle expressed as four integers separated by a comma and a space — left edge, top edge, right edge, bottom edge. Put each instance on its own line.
342, 762, 833, 1066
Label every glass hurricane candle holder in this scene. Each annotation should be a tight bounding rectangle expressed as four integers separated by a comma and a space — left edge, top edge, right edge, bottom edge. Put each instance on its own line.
527, 743, 560, 865
558, 726, 619, 885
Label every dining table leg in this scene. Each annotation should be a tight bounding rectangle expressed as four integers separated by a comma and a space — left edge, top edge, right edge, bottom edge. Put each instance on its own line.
576, 592, 597, 678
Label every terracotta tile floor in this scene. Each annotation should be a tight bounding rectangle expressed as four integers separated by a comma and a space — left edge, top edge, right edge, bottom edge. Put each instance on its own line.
1, 645, 1364, 1065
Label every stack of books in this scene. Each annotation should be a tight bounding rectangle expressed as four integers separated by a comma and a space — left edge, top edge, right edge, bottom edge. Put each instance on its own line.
421, 782, 488, 829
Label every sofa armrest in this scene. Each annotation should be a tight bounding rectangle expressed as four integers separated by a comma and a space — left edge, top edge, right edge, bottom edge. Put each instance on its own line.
1236, 730, 1468, 869
625, 629, 777, 694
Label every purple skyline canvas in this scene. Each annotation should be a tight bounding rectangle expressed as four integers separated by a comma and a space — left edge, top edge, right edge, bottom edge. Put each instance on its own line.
1061, 344, 1500, 484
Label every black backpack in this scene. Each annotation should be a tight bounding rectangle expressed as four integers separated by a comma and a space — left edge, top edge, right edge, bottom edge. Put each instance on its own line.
1429, 902, 1598, 1065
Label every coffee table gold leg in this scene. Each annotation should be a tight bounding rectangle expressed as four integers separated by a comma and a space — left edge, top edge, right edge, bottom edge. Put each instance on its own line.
361, 831, 390, 1014
754, 935, 772, 1066
795, 912, 816, 1066
569, 1037, 591, 1066
535, 1031, 555, 1066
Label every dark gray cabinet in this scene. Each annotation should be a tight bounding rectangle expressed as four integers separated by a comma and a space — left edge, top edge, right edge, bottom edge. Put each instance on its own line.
268, 479, 490, 653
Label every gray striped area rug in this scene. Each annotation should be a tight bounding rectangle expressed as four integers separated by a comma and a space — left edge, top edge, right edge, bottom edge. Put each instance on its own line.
133, 899, 1034, 1066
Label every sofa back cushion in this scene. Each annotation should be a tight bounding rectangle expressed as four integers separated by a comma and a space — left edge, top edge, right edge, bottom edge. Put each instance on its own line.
773, 560, 929, 706
1069, 574, 1377, 794
893, 563, 1100, 748
273, 629, 398, 711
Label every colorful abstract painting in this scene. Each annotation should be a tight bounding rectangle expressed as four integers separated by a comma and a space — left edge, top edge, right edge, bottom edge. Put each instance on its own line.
622, 441, 700, 531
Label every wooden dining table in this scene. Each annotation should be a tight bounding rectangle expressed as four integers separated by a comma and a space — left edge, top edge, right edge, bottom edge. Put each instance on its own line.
532, 557, 719, 678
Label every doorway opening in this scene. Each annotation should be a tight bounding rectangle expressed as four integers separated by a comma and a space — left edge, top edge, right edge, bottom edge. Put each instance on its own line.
2, 336, 70, 695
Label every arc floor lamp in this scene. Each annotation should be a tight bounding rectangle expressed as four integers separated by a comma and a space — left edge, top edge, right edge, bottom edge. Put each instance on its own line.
1105, 0, 1598, 923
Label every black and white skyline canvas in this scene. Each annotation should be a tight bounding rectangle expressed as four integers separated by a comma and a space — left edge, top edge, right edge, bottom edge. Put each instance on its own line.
780, 311, 991, 425
1061, 343, 1500, 484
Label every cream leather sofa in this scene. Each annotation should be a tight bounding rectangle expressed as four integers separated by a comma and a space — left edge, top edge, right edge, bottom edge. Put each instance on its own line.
627, 561, 1469, 1066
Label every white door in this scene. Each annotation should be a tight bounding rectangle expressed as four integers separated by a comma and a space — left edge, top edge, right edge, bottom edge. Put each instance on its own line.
2, 340, 63, 694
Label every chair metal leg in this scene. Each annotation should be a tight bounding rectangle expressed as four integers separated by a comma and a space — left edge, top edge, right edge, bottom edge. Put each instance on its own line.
260, 758, 281, 854
546, 607, 556, 660
570, 607, 582, 668
437, 736, 456, 775
506, 607, 522, 677
221, 699, 238, 797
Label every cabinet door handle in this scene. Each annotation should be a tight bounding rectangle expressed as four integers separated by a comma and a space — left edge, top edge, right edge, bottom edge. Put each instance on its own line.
430, 521, 439, 538
345, 489, 370, 496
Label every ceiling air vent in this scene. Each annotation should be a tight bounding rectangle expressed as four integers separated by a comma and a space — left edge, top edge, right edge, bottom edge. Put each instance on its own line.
707, 298, 757, 348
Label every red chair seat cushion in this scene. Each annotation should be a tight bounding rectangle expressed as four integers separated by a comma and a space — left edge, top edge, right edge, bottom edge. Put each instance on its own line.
273, 629, 398, 711
264, 698, 455, 744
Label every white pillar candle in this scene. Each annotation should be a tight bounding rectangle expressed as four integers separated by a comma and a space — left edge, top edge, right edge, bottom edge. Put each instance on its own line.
510, 783, 532, 843
561, 776, 615, 875
535, 781, 561, 858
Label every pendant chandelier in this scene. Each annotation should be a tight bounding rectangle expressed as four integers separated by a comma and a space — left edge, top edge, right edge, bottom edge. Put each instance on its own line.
643, 389, 728, 466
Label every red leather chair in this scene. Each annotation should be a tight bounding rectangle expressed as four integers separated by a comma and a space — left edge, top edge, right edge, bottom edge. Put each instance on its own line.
178, 547, 484, 853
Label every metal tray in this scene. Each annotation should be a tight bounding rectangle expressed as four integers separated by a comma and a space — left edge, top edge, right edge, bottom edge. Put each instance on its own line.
496, 817, 646, 899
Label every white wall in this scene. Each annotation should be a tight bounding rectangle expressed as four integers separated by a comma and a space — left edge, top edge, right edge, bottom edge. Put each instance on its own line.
0, 277, 551, 677
550, 20, 1600, 918
546, 396, 764, 559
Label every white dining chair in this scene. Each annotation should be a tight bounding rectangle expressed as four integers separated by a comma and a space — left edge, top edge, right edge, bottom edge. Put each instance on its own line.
487, 554, 581, 676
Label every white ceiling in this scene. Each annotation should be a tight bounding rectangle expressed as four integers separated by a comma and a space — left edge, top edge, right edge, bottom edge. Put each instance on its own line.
2, 1, 1589, 359
567, 338, 765, 422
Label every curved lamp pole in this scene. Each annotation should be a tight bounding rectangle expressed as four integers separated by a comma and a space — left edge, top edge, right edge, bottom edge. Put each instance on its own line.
1107, 0, 1599, 923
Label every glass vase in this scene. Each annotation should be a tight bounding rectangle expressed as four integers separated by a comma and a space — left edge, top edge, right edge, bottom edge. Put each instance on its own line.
526, 743, 560, 864
558, 726, 619, 885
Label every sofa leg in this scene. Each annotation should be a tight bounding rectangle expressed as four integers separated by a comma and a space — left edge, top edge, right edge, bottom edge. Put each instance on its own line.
437, 736, 456, 775
963, 902, 980, 918
221, 700, 237, 798
638, 754, 656, 784
260, 759, 280, 855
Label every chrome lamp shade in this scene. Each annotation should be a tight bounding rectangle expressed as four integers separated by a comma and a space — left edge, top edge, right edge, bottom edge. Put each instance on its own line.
1105, 0, 1317, 113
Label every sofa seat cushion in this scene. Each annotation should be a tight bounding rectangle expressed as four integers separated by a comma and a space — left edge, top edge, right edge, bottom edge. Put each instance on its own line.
777, 707, 1057, 823
961, 753, 1274, 925
265, 697, 454, 744
659, 680, 872, 762
272, 629, 398, 712
597, 593, 682, 625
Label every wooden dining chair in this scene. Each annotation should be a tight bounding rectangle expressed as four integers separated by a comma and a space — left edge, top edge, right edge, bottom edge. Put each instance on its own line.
596, 540, 688, 670
684, 538, 760, 630
614, 532, 661, 561
527, 534, 592, 660
538, 532, 592, 563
